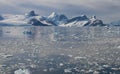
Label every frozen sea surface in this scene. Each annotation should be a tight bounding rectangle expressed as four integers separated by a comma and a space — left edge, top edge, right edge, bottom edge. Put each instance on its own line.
0, 26, 120, 74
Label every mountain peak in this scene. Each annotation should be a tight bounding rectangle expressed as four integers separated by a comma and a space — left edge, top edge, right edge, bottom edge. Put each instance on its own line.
87, 16, 105, 26
47, 12, 68, 25
48, 12, 58, 18
25, 10, 37, 17
91, 15, 97, 20
67, 15, 88, 24
81, 15, 87, 18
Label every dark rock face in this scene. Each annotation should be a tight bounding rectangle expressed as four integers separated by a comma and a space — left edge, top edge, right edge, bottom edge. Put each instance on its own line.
46, 20, 57, 26
84, 19, 106, 26
0, 15, 4, 20
39, 16, 57, 26
65, 15, 106, 27
39, 16, 47, 21
28, 18, 49, 26
59, 14, 68, 21
67, 15, 88, 24
90, 20, 105, 26
25, 10, 37, 17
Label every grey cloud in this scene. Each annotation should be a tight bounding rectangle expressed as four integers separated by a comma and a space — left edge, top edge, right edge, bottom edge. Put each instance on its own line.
0, 0, 120, 23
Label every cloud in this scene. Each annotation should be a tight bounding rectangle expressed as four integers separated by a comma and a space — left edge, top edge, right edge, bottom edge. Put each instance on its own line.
0, 0, 120, 23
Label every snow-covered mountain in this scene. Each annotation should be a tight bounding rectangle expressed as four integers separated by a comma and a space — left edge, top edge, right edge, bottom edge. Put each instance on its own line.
25, 10, 38, 17
0, 11, 106, 26
47, 12, 68, 25
61, 15, 105, 27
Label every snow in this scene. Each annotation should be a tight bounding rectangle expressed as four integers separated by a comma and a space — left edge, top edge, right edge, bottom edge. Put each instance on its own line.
43, 69, 48, 72
0, 15, 28, 25
47, 12, 68, 25
103, 65, 109, 68
14, 69, 30, 74
61, 20, 88, 27
48, 12, 58, 19
117, 45, 120, 49
74, 56, 87, 60
64, 69, 72, 73
59, 63, 64, 66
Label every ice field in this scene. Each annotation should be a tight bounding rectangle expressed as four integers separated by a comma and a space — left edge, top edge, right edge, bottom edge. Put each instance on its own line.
0, 27, 120, 74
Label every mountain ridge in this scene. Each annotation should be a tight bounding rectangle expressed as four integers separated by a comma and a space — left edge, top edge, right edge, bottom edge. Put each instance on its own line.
0, 10, 117, 27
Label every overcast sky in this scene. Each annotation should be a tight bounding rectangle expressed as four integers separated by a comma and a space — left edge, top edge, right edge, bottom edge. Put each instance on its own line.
0, 0, 120, 23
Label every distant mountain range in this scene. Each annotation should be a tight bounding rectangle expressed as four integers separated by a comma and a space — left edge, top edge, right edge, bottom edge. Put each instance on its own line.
0, 10, 119, 26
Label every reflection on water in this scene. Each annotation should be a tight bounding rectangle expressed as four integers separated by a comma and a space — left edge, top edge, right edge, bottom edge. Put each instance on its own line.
0, 27, 120, 74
